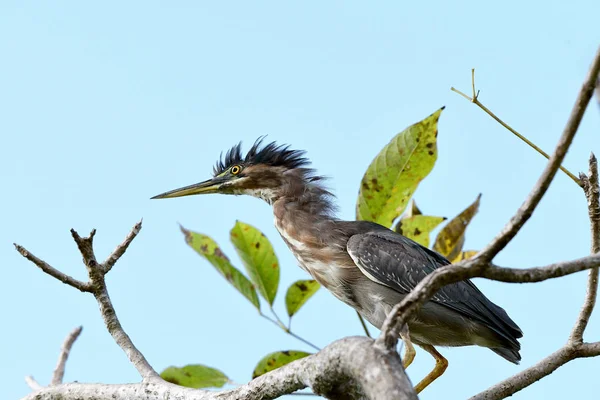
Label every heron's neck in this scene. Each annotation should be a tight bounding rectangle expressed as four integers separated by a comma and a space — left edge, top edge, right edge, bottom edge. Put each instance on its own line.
270, 172, 336, 245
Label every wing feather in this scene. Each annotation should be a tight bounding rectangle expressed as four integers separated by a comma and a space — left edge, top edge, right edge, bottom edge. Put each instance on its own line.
347, 230, 522, 340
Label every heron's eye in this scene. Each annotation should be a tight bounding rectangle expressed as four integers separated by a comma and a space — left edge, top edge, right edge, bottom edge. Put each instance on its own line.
230, 165, 242, 175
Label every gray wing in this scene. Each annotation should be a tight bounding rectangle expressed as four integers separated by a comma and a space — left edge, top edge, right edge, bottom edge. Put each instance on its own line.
347, 230, 522, 340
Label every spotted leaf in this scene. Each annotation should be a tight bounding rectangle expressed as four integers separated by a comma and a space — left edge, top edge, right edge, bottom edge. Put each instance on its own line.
161, 364, 229, 389
285, 280, 320, 317
356, 108, 444, 228
433, 194, 481, 261
230, 221, 280, 306
395, 214, 446, 248
252, 351, 312, 378
181, 226, 260, 310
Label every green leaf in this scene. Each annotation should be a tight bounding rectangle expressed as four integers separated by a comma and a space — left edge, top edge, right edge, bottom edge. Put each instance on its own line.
356, 108, 444, 228
396, 214, 446, 248
285, 280, 320, 317
181, 226, 260, 310
452, 250, 479, 263
433, 194, 481, 260
252, 351, 312, 378
230, 221, 280, 305
161, 364, 229, 388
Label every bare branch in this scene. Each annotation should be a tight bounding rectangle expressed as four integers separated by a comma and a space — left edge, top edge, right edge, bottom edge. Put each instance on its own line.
570, 153, 600, 343
25, 376, 42, 391
94, 287, 158, 379
451, 71, 580, 185
471, 341, 600, 400
102, 220, 142, 273
51, 326, 83, 385
485, 254, 600, 283
471, 344, 573, 400
17, 223, 159, 381
13, 244, 91, 292
478, 45, 600, 261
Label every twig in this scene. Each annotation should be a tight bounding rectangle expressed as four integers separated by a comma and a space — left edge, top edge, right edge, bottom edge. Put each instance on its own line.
478, 45, 600, 262
596, 76, 600, 111
451, 69, 581, 185
260, 313, 321, 351
102, 221, 143, 273
570, 153, 600, 343
13, 244, 91, 293
356, 311, 372, 338
24, 376, 42, 391
51, 326, 83, 385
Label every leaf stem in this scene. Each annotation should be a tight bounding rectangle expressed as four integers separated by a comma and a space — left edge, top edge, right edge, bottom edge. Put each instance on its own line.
451, 69, 581, 186
260, 313, 321, 351
356, 311, 372, 338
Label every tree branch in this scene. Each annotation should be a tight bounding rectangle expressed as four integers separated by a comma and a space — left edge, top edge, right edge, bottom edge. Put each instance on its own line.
376, 44, 600, 350
478, 44, 600, 261
102, 221, 142, 273
16, 221, 159, 381
469, 152, 600, 400
51, 326, 83, 385
451, 70, 581, 185
570, 153, 600, 342
13, 244, 91, 292
25, 376, 42, 391
469, 341, 600, 400
22, 337, 416, 400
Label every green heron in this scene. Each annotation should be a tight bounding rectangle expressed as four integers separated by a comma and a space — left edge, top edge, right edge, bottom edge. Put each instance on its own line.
152, 139, 522, 393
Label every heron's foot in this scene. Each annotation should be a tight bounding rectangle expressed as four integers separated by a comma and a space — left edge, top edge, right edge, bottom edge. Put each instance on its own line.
414, 344, 448, 393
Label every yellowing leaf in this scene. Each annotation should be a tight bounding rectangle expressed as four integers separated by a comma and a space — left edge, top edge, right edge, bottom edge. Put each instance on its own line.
181, 226, 260, 310
405, 199, 423, 217
161, 364, 228, 388
230, 221, 280, 306
452, 250, 479, 263
285, 280, 320, 317
252, 351, 312, 378
356, 108, 444, 228
396, 214, 446, 248
433, 194, 481, 260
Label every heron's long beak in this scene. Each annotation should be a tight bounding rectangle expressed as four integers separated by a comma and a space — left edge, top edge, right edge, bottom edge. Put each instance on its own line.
151, 177, 227, 199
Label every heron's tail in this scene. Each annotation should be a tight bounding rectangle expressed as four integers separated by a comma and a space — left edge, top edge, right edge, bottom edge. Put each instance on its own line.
490, 346, 521, 364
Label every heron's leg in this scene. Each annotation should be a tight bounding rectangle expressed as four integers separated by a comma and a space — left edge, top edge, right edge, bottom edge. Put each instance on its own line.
414, 344, 448, 393
399, 325, 415, 369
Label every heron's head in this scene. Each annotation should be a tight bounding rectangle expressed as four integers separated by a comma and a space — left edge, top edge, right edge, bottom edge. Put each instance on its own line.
151, 138, 312, 204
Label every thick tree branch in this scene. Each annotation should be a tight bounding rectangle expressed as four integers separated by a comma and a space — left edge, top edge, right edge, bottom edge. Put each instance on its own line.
51, 326, 83, 385
376, 44, 600, 350
22, 337, 416, 400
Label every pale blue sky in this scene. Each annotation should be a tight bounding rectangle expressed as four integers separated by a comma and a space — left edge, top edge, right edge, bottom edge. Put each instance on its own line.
2, 2, 599, 399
